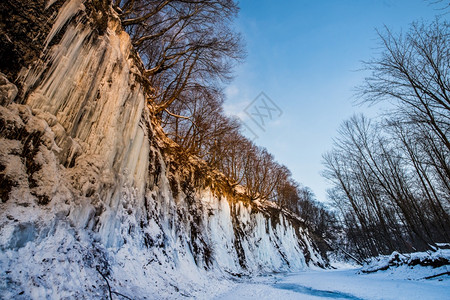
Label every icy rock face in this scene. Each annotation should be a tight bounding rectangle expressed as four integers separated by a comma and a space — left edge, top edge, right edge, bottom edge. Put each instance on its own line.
0, 73, 18, 106
0, 1, 326, 298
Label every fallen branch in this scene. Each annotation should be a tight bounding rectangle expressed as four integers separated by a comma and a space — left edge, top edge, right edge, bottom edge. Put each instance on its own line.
96, 267, 133, 300
423, 271, 450, 280
96, 267, 112, 300
111, 291, 133, 300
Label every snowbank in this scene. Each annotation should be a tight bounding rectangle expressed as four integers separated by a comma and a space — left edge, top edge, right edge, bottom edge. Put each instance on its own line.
361, 250, 450, 280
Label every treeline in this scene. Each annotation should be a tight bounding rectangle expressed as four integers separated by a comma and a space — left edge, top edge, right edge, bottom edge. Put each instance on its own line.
323, 20, 450, 259
114, 0, 335, 237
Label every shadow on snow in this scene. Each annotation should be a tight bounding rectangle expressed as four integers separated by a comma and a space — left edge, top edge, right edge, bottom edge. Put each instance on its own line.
273, 283, 364, 300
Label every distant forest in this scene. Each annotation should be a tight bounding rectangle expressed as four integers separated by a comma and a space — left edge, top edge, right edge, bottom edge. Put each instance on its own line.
114, 0, 449, 260
324, 19, 450, 259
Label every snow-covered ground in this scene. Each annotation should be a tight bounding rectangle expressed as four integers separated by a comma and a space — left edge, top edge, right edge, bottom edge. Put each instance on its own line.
215, 266, 450, 300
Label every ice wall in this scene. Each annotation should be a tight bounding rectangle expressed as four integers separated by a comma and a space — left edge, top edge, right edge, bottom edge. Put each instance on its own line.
0, 1, 326, 298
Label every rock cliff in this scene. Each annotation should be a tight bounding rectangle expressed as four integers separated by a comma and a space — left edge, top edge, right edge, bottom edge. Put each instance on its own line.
0, 1, 327, 298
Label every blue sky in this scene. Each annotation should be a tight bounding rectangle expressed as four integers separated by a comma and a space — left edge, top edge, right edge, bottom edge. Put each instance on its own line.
224, 0, 441, 203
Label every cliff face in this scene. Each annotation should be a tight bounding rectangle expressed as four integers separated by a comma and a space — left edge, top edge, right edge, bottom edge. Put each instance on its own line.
0, 1, 326, 298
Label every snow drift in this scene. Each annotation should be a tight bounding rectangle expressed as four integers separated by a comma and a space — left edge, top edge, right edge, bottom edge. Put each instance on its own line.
361, 249, 450, 280
0, 1, 327, 298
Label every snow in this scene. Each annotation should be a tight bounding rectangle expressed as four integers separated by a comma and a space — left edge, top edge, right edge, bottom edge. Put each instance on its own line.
215, 250, 450, 299
1, 1, 437, 299
0, 98, 324, 297
215, 267, 450, 300
2, 2, 450, 299
0, 3, 326, 295
361, 249, 450, 276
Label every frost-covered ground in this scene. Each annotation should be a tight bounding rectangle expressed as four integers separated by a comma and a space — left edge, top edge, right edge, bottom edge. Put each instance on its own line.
215, 265, 450, 300
216, 251, 450, 300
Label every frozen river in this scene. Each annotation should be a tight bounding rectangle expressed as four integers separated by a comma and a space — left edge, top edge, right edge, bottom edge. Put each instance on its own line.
214, 268, 450, 300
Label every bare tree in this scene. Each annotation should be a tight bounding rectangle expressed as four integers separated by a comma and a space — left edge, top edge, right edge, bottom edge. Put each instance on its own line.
323, 19, 450, 259
324, 114, 450, 259
359, 20, 450, 151
114, 1, 334, 237
115, 0, 244, 114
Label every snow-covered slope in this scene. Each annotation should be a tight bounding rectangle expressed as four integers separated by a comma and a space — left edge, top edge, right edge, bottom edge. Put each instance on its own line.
0, 1, 326, 298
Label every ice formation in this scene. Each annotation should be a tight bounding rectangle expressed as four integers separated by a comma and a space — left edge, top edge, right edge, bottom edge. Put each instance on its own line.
0, 1, 327, 298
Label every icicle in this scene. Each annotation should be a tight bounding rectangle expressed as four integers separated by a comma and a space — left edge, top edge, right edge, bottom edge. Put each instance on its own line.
44, 0, 85, 50
45, 0, 60, 10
